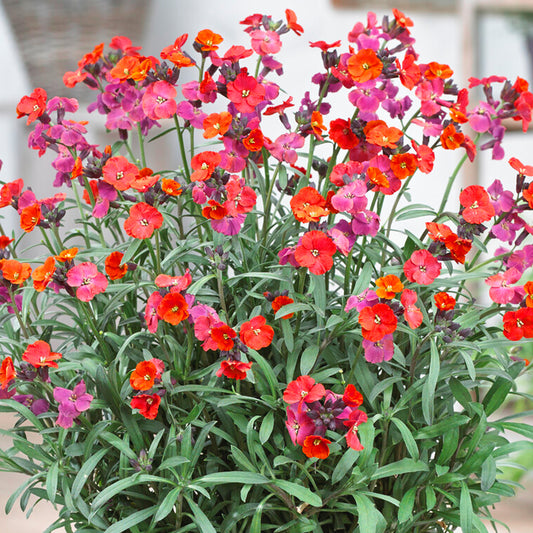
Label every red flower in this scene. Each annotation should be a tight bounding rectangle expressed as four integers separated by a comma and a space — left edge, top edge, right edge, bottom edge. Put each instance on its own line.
328, 118, 359, 149
358, 303, 398, 342
240, 315, 274, 350
302, 435, 331, 459
283, 375, 326, 404
503, 307, 533, 340
290, 187, 328, 223
124, 202, 164, 239
294, 230, 336, 275
401, 289, 423, 329
190, 151, 221, 182
157, 292, 189, 325
202, 200, 227, 220
344, 410, 368, 451
105, 251, 128, 280
393, 9, 413, 28
509, 157, 533, 177
131, 393, 161, 419
216, 359, 253, 380
102, 156, 139, 191
243, 128, 264, 152
285, 9, 304, 35
403, 249, 441, 285
271, 295, 294, 319
130, 360, 158, 391
0, 357, 15, 389
226, 72, 266, 114
22, 340, 62, 368
434, 292, 456, 311
309, 40, 341, 52
397, 54, 420, 90
211, 324, 237, 351
343, 384, 363, 407
16, 88, 47, 124
459, 185, 495, 224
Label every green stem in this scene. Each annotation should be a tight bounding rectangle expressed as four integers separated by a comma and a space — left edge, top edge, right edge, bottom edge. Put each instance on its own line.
173, 115, 191, 181
137, 123, 147, 168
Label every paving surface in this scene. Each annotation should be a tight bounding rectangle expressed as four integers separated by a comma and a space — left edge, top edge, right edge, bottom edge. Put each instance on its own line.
1, 412, 532, 532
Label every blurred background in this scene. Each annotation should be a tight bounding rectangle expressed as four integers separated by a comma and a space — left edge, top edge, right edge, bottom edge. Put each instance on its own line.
0, 0, 532, 531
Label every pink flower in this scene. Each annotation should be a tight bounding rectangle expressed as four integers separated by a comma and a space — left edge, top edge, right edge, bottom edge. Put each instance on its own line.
351, 210, 380, 236
250, 30, 282, 55
142, 81, 177, 120
144, 291, 163, 333
266, 133, 305, 164
403, 249, 441, 285
485, 267, 522, 304
330, 180, 368, 214
286, 403, 316, 445
401, 289, 423, 329
345, 289, 379, 312
67, 262, 108, 302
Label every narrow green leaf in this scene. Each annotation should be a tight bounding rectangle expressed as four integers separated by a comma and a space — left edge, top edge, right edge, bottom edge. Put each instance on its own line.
71, 448, 109, 499
481, 456, 497, 491
449, 377, 473, 410
425, 486, 436, 511
153, 486, 181, 523
332, 447, 360, 484
45, 461, 59, 504
422, 339, 440, 425
185, 496, 217, 533
353, 493, 377, 533
482, 377, 513, 416
370, 458, 428, 480
106, 506, 158, 533
273, 479, 322, 507
390, 418, 419, 460
460, 481, 473, 533
281, 318, 294, 353
197, 472, 268, 485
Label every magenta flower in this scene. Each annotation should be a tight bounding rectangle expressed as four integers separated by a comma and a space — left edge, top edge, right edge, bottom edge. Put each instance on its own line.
176, 100, 207, 128
211, 212, 246, 235
142, 81, 177, 120
144, 291, 163, 333
286, 403, 316, 445
403, 249, 441, 285
351, 210, 380, 237
487, 179, 514, 216
491, 214, 524, 245
278, 246, 300, 268
468, 102, 497, 133
219, 138, 248, 172
53, 380, 93, 429
362, 333, 394, 363
266, 133, 305, 164
330, 180, 368, 214
345, 289, 379, 313
328, 220, 356, 256
13, 394, 49, 415
67, 262, 109, 302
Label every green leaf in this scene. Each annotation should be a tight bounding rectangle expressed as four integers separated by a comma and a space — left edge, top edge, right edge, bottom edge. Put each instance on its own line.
332, 447, 360, 484
415, 414, 470, 439
390, 418, 419, 460
449, 377, 473, 411
425, 486, 436, 511
45, 461, 59, 504
106, 506, 158, 533
460, 481, 473, 533
185, 496, 217, 533
281, 318, 294, 353
273, 479, 322, 507
197, 472, 268, 485
481, 455, 497, 491
422, 339, 440, 425
259, 411, 275, 444
482, 377, 513, 416
398, 486, 417, 523
153, 486, 181, 523
370, 458, 428, 480
71, 448, 109, 499
353, 493, 377, 533
299, 344, 320, 375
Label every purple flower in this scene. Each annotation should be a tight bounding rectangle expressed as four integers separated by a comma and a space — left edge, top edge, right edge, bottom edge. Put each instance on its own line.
211, 213, 246, 235
363, 333, 394, 363
176, 101, 207, 128
351, 209, 380, 236
345, 289, 379, 313
13, 394, 49, 415
491, 214, 523, 244
488, 179, 514, 215
53, 380, 93, 429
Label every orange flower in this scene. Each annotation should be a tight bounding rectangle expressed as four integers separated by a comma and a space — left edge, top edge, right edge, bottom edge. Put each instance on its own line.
0, 356, 15, 389
285, 9, 304, 35
390, 153, 418, 180
367, 167, 389, 188
202, 200, 227, 220
161, 34, 195, 68
434, 292, 456, 311
55, 247, 78, 263
392, 8, 413, 28
130, 360, 158, 391
203, 111, 232, 139
105, 251, 128, 280
157, 292, 189, 325
375, 274, 404, 299
440, 124, 464, 150
302, 435, 331, 459
130, 167, 159, 193
425, 62, 453, 80
20, 203, 41, 233
271, 295, 294, 319
161, 178, 182, 196
347, 49, 383, 83
190, 151, 221, 182
290, 186, 328, 223
243, 128, 264, 152
525, 281, 533, 308
1, 259, 31, 285
364, 121, 403, 149
310, 111, 327, 140
110, 56, 153, 82
32, 257, 56, 292
195, 29, 223, 52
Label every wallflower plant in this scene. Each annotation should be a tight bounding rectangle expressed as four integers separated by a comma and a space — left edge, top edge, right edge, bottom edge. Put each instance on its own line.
1, 9, 533, 533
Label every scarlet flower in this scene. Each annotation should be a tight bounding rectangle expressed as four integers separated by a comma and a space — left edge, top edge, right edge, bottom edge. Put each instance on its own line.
16, 88, 47, 125
302, 435, 331, 459
155, 270, 192, 292
434, 291, 456, 311
211, 324, 237, 351
0, 236, 13, 249
216, 359, 253, 380
105, 251, 128, 280
32, 257, 56, 292
131, 393, 161, 420
243, 128, 264, 152
358, 303, 398, 342
240, 315, 274, 350
524, 281, 533, 308
19, 203, 41, 233
396, 53, 420, 90
102, 156, 139, 192
503, 307, 533, 340
290, 187, 328, 223
375, 274, 404, 299
264, 96, 294, 117
285, 9, 304, 35
131, 168, 159, 193
0, 178, 24, 208
130, 360, 158, 391
190, 151, 221, 182
157, 292, 189, 325
271, 295, 294, 319
203, 111, 232, 139
411, 141, 435, 174
440, 124, 464, 150
0, 357, 15, 389
1, 259, 32, 285
392, 8, 413, 28
347, 49, 383, 83
22, 340, 62, 369
309, 40, 341, 52
283, 375, 326, 404
202, 200, 228, 220
124, 202, 164, 239
226, 72, 266, 113
459, 185, 495, 224
294, 230, 336, 275
161, 34, 194, 68
161, 178, 182, 196
195, 29, 223, 51
401, 289, 423, 329
328, 118, 359, 149
343, 384, 363, 407
390, 153, 418, 180
509, 157, 533, 177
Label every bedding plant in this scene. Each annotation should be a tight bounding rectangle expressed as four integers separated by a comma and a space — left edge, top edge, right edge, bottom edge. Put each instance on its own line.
1, 8, 533, 533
